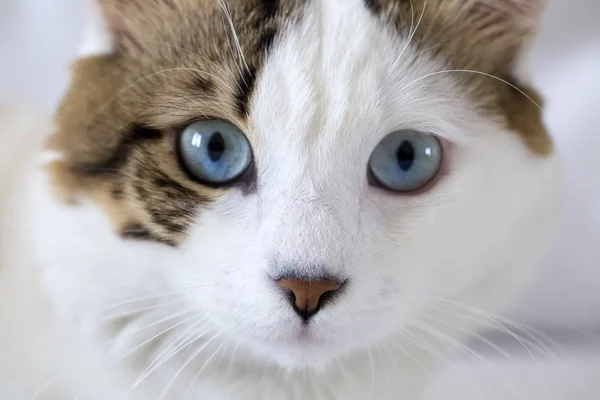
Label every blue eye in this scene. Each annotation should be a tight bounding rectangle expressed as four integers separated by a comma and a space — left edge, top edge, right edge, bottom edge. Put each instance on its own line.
368, 130, 443, 192
178, 120, 252, 185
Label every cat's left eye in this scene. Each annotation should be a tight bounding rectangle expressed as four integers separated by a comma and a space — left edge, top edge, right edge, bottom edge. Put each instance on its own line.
178, 120, 252, 185
368, 129, 443, 193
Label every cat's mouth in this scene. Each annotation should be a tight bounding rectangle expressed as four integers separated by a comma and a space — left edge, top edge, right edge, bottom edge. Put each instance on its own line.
250, 333, 344, 369
236, 315, 362, 369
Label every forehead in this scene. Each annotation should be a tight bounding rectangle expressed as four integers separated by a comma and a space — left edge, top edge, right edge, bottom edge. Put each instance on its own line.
53, 0, 549, 172
250, 0, 453, 152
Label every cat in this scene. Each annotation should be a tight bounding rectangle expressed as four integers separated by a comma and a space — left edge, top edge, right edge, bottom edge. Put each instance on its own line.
0, 0, 561, 399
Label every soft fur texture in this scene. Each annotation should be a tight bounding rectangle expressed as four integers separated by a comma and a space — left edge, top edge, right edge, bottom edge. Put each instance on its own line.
0, 0, 561, 399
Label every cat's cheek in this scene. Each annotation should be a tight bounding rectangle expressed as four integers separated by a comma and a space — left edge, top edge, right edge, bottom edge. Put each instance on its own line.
26, 164, 169, 326
163, 201, 271, 318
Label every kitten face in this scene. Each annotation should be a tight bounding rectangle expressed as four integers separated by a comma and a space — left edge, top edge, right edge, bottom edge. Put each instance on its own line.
36, 0, 559, 371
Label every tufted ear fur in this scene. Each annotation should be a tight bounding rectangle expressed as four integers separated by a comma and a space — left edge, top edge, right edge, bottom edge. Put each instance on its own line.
453, 0, 551, 153
449, 0, 547, 71
97, 0, 177, 51
369, 0, 547, 75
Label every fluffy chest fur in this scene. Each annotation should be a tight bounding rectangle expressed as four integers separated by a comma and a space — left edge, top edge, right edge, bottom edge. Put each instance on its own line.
1, 0, 560, 399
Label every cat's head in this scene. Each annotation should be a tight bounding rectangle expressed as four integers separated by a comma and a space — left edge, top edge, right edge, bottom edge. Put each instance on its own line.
38, 0, 559, 370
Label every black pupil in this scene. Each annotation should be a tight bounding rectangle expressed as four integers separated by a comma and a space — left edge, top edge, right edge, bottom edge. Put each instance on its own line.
207, 132, 226, 162
396, 140, 415, 171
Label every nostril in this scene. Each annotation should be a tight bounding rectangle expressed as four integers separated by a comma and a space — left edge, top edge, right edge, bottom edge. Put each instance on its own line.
274, 276, 345, 321
286, 290, 297, 308
316, 289, 337, 310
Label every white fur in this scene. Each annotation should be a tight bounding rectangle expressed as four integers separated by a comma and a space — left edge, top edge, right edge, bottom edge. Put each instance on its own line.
0, 0, 561, 399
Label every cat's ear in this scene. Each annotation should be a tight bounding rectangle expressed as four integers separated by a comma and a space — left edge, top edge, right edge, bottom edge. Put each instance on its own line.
97, 0, 130, 44
456, 0, 547, 70
95, 0, 175, 51
468, 0, 546, 41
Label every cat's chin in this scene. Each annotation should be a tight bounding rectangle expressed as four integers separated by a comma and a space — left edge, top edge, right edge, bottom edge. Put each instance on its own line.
248, 337, 348, 371
236, 322, 380, 372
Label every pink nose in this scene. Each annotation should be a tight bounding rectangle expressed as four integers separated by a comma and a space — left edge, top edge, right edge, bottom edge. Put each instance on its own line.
275, 278, 342, 321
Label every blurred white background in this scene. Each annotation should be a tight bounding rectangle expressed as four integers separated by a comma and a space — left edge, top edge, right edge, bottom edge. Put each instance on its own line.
0, 0, 599, 335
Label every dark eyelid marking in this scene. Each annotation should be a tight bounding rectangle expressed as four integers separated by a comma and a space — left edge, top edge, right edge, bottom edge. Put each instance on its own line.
121, 223, 177, 247
235, 66, 258, 118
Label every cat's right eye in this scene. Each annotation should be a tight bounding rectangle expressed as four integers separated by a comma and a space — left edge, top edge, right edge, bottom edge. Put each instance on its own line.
178, 120, 253, 186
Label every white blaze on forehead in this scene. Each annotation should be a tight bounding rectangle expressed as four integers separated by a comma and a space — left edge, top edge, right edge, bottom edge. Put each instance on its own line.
249, 0, 385, 272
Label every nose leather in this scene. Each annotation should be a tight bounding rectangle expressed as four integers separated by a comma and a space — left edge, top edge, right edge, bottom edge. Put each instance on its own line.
276, 278, 342, 318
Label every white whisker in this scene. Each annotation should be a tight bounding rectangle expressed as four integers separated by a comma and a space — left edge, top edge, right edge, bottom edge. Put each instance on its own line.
412, 318, 520, 399
387, 338, 428, 376
128, 321, 209, 393
397, 69, 542, 109
100, 300, 180, 322
95, 285, 214, 316
181, 337, 228, 399
29, 373, 57, 400
224, 339, 242, 378
411, 320, 484, 362
367, 347, 376, 400
73, 314, 199, 400
378, 343, 400, 394
433, 298, 538, 361
157, 331, 221, 400
218, 0, 250, 75
400, 328, 485, 399
387, 0, 427, 78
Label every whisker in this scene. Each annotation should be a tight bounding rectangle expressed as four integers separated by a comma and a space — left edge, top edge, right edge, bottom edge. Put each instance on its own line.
94, 285, 214, 316
446, 306, 591, 395
128, 322, 209, 393
117, 310, 194, 342
23, 310, 192, 400
224, 339, 241, 378
73, 314, 199, 400
431, 304, 549, 358
433, 299, 537, 361
387, 339, 428, 376
412, 317, 520, 399
399, 327, 485, 399
380, 343, 407, 393
113, 40, 236, 86
505, 303, 600, 344
402, 283, 594, 395
181, 337, 228, 399
397, 69, 543, 109
400, 285, 539, 361
402, 282, 600, 344
387, 42, 450, 82
411, 319, 484, 362
100, 300, 180, 322
157, 331, 221, 400
218, 0, 250, 75
387, 0, 427, 77
367, 347, 376, 400
16, 369, 53, 400
29, 372, 58, 400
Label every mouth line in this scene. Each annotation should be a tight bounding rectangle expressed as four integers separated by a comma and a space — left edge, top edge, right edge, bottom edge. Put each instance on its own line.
247, 324, 324, 349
